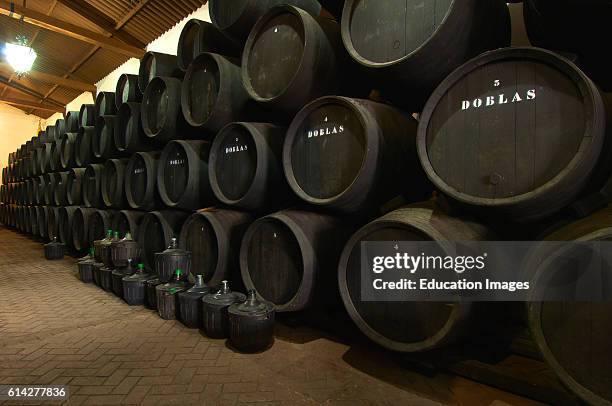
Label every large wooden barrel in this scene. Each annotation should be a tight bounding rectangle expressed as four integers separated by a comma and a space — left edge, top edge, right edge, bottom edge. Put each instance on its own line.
209, 122, 288, 211
117, 102, 151, 154
527, 207, 612, 405
177, 19, 240, 71
54, 119, 66, 141
338, 204, 494, 352
59, 133, 78, 170
182, 53, 260, 133
157, 140, 214, 210
37, 175, 47, 206
416, 47, 612, 222
240, 209, 352, 312
53, 171, 69, 206
47, 206, 61, 241
43, 173, 57, 206
101, 159, 128, 208
37, 206, 50, 240
94, 116, 119, 160
180, 208, 254, 287
45, 125, 56, 142
138, 51, 182, 92
75, 126, 96, 167
66, 168, 85, 206
30, 149, 40, 177
87, 209, 115, 250
49, 140, 62, 172
25, 179, 35, 205
137, 210, 190, 269
38, 143, 52, 174
241, 5, 347, 114
83, 164, 104, 208
79, 104, 96, 127
141, 76, 197, 142
209, 0, 322, 43
65, 111, 80, 133
341, 0, 511, 108
28, 206, 38, 236
58, 206, 79, 250
284, 96, 430, 213
523, 0, 612, 91
95, 91, 116, 116
72, 207, 96, 252
116, 74, 142, 108
113, 210, 145, 238
125, 151, 162, 210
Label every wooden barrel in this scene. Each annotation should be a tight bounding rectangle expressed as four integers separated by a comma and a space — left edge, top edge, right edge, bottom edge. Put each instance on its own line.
25, 179, 35, 205
45, 125, 56, 142
37, 206, 50, 240
242, 5, 347, 114
66, 168, 85, 206
94, 115, 119, 160
47, 206, 61, 241
209, 0, 322, 43
523, 0, 612, 91
240, 209, 352, 312
341, 0, 511, 108
87, 209, 115, 250
209, 122, 289, 211
142, 76, 197, 142
72, 207, 96, 252
75, 126, 96, 167
59, 132, 78, 169
43, 173, 57, 206
284, 96, 430, 213
79, 104, 96, 127
416, 47, 612, 222
53, 171, 70, 206
117, 102, 152, 154
113, 210, 145, 238
65, 111, 80, 133
49, 139, 62, 172
29, 152, 39, 177
138, 51, 182, 93
101, 159, 128, 208
38, 143, 52, 174
181, 53, 260, 133
37, 175, 47, 206
95, 91, 116, 116
338, 204, 494, 352
115, 74, 142, 108
527, 207, 612, 405
177, 19, 240, 71
137, 210, 190, 269
179, 208, 254, 287
58, 206, 79, 250
54, 118, 66, 140
157, 140, 215, 210
29, 206, 38, 236
83, 164, 104, 208
125, 151, 162, 210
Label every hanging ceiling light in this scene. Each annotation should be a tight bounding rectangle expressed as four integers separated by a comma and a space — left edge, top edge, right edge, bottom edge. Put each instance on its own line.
4, 34, 37, 75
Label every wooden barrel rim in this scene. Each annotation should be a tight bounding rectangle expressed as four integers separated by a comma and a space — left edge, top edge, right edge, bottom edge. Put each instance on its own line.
177, 19, 202, 70
239, 212, 315, 312
416, 47, 605, 208
528, 226, 612, 406
283, 96, 379, 206
208, 0, 234, 31
101, 160, 121, 207
181, 52, 223, 128
241, 5, 313, 103
179, 210, 229, 286
340, 0, 457, 68
116, 102, 139, 152
209, 122, 267, 206
125, 152, 155, 209
138, 52, 155, 92
140, 212, 174, 267
142, 76, 174, 138
338, 208, 470, 352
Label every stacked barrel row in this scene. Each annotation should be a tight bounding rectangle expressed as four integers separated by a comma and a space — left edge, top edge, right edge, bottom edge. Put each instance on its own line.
2, 1, 611, 404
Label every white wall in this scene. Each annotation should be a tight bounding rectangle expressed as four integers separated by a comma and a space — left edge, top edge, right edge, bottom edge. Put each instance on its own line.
43, 4, 211, 127
0, 103, 41, 182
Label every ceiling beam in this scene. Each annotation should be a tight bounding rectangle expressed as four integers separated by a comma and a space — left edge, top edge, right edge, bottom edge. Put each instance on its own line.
0, 62, 97, 92
0, 1, 145, 59
115, 0, 151, 29
0, 96, 65, 113
0, 76, 66, 108
56, 0, 145, 48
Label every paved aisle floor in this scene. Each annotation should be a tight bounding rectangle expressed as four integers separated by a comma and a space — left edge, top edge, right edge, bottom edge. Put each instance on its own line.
0, 227, 541, 406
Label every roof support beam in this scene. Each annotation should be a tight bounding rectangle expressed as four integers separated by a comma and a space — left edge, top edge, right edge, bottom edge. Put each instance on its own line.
56, 0, 145, 48
0, 63, 96, 92
0, 96, 65, 113
0, 76, 66, 108
0, 1, 145, 59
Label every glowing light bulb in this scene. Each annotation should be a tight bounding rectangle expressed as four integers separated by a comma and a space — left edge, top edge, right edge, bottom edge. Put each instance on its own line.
4, 43, 37, 74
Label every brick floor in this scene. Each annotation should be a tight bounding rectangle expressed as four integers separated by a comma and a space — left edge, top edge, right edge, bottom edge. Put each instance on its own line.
0, 227, 542, 405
